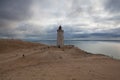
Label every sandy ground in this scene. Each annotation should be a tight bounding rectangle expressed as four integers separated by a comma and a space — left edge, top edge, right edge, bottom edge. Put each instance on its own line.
0, 39, 120, 80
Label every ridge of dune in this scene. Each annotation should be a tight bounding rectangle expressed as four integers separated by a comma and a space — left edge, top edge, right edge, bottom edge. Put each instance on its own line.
0, 39, 46, 53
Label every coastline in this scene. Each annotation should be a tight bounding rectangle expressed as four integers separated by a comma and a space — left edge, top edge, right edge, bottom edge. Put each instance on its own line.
0, 39, 120, 80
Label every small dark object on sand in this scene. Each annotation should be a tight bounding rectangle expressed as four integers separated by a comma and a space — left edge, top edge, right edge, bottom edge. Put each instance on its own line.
22, 54, 25, 58
72, 78, 76, 80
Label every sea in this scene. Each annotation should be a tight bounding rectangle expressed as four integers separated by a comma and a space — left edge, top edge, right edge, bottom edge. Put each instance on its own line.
30, 40, 120, 60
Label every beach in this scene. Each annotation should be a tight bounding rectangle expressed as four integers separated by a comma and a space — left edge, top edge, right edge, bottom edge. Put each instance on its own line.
0, 39, 120, 80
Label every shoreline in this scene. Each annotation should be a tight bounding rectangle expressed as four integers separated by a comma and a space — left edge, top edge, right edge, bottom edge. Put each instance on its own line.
0, 39, 120, 80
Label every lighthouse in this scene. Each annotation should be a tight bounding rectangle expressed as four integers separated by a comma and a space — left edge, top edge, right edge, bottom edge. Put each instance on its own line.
57, 25, 64, 48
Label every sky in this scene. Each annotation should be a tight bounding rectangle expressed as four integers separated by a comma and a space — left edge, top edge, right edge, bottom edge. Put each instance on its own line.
0, 0, 120, 40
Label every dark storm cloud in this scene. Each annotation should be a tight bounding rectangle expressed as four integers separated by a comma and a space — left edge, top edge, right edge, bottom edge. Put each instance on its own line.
71, 27, 120, 39
0, 0, 32, 21
67, 32, 120, 39
0, 20, 9, 27
0, 0, 33, 39
105, 0, 120, 13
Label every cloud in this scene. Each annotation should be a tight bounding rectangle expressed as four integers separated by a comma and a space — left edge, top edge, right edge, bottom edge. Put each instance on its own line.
0, 0, 33, 38
0, 0, 120, 40
105, 0, 120, 13
0, 0, 32, 21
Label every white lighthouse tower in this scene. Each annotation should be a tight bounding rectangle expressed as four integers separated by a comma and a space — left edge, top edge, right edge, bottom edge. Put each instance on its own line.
57, 25, 64, 48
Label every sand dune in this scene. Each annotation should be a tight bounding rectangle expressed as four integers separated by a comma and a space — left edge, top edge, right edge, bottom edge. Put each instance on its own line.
0, 39, 120, 80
